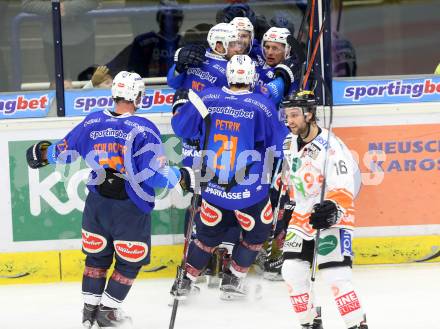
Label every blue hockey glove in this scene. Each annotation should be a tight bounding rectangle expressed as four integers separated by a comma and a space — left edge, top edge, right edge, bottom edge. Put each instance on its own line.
174, 44, 206, 73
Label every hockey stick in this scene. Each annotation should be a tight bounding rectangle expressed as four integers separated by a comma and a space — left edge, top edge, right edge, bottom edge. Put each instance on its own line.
299, 0, 334, 317
302, 15, 326, 91
141, 265, 167, 273
0, 272, 30, 279
414, 246, 440, 263
263, 158, 283, 262
169, 89, 211, 329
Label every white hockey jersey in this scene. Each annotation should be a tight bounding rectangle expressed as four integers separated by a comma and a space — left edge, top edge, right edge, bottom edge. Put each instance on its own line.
283, 129, 361, 240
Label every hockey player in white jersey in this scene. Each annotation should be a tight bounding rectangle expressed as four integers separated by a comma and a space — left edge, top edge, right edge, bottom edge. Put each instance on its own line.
279, 91, 368, 329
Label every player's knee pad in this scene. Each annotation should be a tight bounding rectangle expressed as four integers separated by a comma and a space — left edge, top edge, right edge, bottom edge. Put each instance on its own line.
320, 266, 365, 328
114, 261, 141, 280
231, 240, 263, 271
186, 239, 217, 278
281, 258, 310, 289
85, 254, 113, 270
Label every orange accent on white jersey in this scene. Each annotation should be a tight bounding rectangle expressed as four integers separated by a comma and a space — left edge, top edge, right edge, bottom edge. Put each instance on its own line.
283, 130, 358, 239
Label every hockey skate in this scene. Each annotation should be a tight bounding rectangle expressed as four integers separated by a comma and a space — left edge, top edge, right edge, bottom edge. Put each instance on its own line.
219, 271, 247, 300
205, 247, 228, 288
301, 307, 323, 329
348, 314, 368, 329
262, 255, 284, 281
92, 305, 132, 328
169, 276, 200, 302
82, 303, 98, 328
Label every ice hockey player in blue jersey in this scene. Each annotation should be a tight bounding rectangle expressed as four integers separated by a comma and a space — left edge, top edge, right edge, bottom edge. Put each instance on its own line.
26, 71, 192, 329
170, 55, 289, 300
256, 26, 303, 102
167, 22, 245, 93
167, 22, 249, 169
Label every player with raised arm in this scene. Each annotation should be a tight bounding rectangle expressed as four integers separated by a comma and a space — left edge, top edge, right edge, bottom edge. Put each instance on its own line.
170, 55, 288, 300
279, 91, 368, 329
26, 71, 191, 329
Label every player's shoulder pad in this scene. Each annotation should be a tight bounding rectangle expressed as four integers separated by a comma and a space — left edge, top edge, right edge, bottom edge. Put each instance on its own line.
125, 115, 162, 141
243, 92, 277, 118
200, 87, 222, 102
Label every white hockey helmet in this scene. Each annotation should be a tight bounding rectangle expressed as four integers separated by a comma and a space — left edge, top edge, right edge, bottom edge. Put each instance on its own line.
111, 71, 145, 103
262, 27, 291, 60
226, 55, 256, 87
207, 23, 240, 56
230, 17, 254, 51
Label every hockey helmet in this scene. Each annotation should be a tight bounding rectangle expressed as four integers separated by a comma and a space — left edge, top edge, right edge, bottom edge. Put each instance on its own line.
111, 71, 145, 103
207, 23, 240, 56
280, 90, 317, 114
230, 17, 254, 50
226, 55, 256, 88
270, 11, 295, 36
156, 0, 183, 24
262, 27, 291, 60
332, 33, 357, 77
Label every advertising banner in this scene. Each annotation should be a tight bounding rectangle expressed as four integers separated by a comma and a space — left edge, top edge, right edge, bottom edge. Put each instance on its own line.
8, 135, 189, 243
334, 124, 440, 228
0, 91, 55, 119
333, 77, 440, 105
65, 88, 175, 117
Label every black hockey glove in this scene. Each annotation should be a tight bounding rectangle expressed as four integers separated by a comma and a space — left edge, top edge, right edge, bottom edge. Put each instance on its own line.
26, 140, 52, 169
172, 88, 189, 114
274, 56, 302, 93
309, 200, 343, 230
174, 44, 206, 73
179, 167, 197, 193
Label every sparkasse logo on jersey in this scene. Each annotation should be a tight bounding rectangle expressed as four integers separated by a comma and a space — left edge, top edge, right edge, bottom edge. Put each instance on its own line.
67, 88, 175, 116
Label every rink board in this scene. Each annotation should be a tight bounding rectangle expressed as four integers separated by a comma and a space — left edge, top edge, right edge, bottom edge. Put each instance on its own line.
1, 103, 440, 284
0, 235, 439, 285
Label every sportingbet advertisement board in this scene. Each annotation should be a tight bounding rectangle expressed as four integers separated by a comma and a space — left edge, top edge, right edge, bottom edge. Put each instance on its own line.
333, 76, 440, 105
64, 88, 175, 116
0, 104, 439, 284
0, 91, 55, 119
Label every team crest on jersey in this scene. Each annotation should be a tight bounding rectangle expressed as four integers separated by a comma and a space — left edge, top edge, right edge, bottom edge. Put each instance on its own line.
82, 229, 107, 253
305, 143, 321, 160
114, 240, 148, 262
200, 200, 222, 226
261, 201, 273, 224
235, 210, 255, 231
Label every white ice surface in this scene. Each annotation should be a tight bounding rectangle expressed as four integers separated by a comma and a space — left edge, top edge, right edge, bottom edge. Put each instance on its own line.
1, 263, 439, 329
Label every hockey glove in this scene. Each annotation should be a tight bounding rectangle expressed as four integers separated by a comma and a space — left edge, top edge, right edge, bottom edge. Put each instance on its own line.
26, 140, 52, 169
179, 167, 197, 193
309, 200, 343, 230
274, 56, 301, 94
172, 88, 189, 114
174, 44, 206, 73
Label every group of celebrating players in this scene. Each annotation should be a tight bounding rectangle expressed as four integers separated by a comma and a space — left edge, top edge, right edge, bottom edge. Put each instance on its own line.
26, 3, 368, 329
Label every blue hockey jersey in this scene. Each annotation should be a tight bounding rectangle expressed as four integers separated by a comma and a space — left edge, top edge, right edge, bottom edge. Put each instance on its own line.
167, 51, 229, 92
171, 86, 289, 210
46, 110, 180, 214
167, 51, 230, 168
